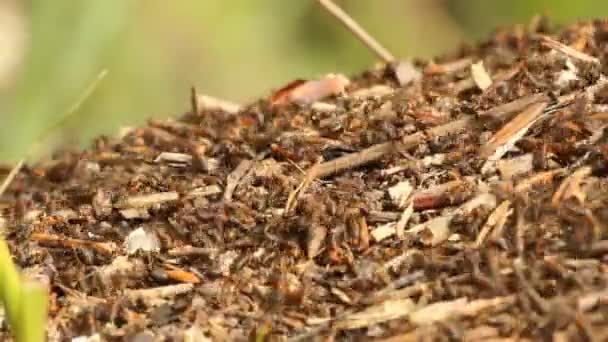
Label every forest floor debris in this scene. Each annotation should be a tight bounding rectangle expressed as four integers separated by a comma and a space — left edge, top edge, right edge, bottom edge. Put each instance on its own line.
3, 18, 608, 341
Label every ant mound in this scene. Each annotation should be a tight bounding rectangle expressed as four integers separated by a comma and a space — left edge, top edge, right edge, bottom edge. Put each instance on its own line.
3, 18, 608, 341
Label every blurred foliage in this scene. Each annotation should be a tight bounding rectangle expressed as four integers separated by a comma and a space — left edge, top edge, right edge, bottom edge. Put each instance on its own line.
0, 0, 607, 162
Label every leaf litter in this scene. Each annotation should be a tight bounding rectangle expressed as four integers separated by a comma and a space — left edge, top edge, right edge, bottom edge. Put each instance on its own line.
2, 18, 608, 341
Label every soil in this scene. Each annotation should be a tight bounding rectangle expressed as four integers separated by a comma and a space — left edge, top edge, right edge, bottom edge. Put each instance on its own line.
3, 18, 608, 341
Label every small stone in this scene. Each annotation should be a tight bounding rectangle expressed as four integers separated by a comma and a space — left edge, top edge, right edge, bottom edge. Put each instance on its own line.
125, 227, 160, 254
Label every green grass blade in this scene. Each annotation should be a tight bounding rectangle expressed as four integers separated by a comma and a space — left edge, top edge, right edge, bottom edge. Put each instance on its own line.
0, 240, 23, 333
17, 283, 48, 342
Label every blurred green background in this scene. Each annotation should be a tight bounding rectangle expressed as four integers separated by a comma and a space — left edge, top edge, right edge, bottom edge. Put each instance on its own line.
1, 0, 607, 162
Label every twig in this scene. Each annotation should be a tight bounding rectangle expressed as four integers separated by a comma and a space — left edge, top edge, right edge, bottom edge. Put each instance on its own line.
411, 179, 473, 211
480, 101, 548, 161
286, 141, 397, 212
190, 86, 199, 114
224, 159, 254, 202
551, 166, 592, 207
124, 283, 194, 301
0, 159, 24, 198
31, 233, 116, 256
478, 93, 548, 119
117, 191, 179, 209
539, 35, 599, 64
475, 200, 512, 248
424, 58, 472, 75
513, 168, 566, 193
286, 117, 473, 212
197, 94, 241, 114
317, 0, 395, 63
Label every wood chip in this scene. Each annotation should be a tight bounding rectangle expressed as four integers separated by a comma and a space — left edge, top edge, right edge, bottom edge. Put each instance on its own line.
387, 180, 413, 208
406, 214, 453, 247
154, 152, 193, 164
224, 159, 254, 202
31, 233, 116, 256
334, 298, 416, 330
409, 297, 467, 325
551, 166, 592, 206
395, 201, 414, 239
393, 61, 421, 86
271, 74, 349, 106
371, 222, 396, 242
475, 200, 512, 248
124, 283, 194, 301
424, 58, 472, 75
185, 185, 222, 198
471, 61, 493, 90
125, 227, 160, 254
196, 94, 241, 114
352, 85, 394, 99
497, 153, 534, 180
412, 179, 473, 211
118, 192, 179, 209
480, 102, 548, 161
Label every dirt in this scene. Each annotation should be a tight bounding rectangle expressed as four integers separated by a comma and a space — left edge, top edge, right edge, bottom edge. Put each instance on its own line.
3, 18, 608, 341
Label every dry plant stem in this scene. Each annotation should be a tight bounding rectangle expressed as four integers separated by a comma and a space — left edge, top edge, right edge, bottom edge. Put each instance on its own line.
286, 141, 396, 212
424, 58, 472, 75
539, 35, 599, 64
514, 168, 565, 193
475, 200, 512, 248
31, 233, 116, 256
196, 94, 241, 114
471, 61, 493, 90
412, 179, 471, 211
0, 159, 23, 198
118, 191, 179, 209
124, 283, 194, 301
479, 93, 548, 119
551, 166, 592, 207
190, 86, 199, 114
224, 160, 254, 202
317, 0, 395, 63
480, 102, 548, 160
286, 117, 472, 212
